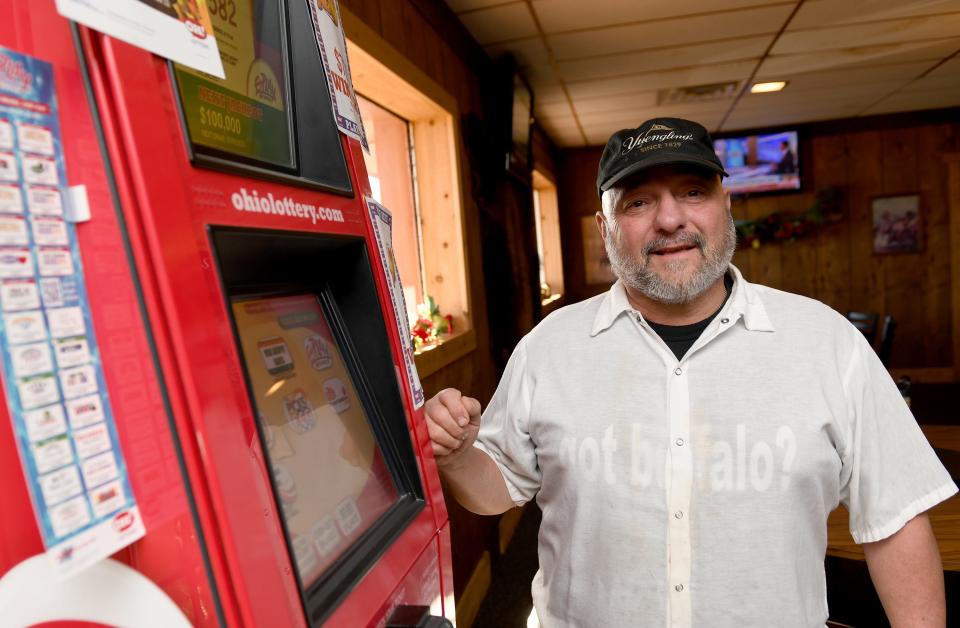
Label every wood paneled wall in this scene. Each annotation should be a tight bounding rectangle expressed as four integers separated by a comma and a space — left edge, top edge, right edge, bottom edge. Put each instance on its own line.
557, 111, 960, 374
343, 0, 487, 120
557, 146, 605, 305
532, 124, 558, 182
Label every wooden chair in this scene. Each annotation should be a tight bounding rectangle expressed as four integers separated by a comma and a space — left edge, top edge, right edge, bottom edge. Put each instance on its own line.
846, 311, 879, 345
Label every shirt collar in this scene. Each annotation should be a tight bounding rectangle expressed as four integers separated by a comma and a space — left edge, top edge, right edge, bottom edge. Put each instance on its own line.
589, 264, 775, 336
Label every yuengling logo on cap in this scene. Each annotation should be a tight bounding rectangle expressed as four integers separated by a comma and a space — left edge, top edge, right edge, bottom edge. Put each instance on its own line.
596, 117, 729, 198
621, 124, 695, 154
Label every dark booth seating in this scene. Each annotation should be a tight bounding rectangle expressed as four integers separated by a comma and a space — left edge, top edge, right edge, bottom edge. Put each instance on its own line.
846, 311, 879, 345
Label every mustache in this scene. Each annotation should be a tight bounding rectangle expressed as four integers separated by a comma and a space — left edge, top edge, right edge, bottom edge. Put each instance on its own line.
642, 232, 706, 257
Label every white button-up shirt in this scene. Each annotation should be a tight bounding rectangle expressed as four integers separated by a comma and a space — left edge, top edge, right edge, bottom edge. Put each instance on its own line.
474, 265, 957, 628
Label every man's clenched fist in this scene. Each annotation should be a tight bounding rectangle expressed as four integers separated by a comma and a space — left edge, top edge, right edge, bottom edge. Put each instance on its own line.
424, 388, 482, 466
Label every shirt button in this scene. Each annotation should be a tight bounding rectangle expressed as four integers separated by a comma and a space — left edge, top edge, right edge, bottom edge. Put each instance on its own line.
720, 317, 730, 324
675, 584, 684, 592
674, 511, 683, 519
675, 438, 684, 446
674, 367, 682, 375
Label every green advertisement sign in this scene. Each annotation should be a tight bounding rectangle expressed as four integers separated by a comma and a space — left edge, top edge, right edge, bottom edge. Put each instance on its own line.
176, 68, 293, 168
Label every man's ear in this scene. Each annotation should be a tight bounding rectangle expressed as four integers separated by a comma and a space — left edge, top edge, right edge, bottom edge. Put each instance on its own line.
595, 211, 608, 240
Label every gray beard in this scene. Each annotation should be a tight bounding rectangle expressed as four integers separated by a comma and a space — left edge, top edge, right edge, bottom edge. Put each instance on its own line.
603, 215, 737, 305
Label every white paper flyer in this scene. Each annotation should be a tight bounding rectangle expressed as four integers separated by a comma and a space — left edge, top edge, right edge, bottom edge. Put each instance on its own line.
55, 0, 225, 79
365, 197, 424, 408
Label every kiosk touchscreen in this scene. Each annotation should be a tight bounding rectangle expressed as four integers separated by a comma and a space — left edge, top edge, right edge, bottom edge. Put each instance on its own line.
231, 293, 400, 585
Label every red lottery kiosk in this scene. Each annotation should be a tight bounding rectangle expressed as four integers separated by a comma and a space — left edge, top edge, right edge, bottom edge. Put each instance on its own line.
0, 1, 454, 626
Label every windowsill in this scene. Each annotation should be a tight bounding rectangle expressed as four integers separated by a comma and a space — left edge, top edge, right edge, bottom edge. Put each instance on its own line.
541, 293, 562, 306
414, 327, 477, 379
541, 295, 565, 317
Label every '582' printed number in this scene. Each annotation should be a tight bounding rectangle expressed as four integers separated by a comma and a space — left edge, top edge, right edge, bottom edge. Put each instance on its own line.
207, 0, 238, 27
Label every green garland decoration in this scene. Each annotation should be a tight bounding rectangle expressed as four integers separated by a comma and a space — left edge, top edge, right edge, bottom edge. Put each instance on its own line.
735, 187, 843, 249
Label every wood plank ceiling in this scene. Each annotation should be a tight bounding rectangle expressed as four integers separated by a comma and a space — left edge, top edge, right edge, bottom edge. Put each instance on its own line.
443, 0, 960, 146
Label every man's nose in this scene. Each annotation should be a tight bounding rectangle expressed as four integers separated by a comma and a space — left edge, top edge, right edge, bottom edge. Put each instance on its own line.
652, 194, 687, 233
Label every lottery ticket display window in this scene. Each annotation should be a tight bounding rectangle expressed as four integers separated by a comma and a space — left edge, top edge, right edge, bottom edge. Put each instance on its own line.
213, 228, 426, 623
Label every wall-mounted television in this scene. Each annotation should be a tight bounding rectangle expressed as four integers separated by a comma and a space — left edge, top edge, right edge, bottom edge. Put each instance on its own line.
713, 130, 800, 195
489, 55, 533, 184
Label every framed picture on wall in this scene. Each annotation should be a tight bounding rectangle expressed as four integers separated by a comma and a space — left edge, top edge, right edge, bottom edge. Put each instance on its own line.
581, 216, 616, 285
872, 194, 921, 254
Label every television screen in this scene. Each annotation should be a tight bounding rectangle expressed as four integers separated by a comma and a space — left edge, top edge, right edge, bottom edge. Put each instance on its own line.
714, 130, 800, 194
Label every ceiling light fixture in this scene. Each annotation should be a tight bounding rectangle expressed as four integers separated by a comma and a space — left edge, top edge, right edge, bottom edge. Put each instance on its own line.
751, 81, 787, 94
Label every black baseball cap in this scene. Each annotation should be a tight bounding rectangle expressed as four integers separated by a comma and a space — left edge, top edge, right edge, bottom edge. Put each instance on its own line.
596, 117, 728, 198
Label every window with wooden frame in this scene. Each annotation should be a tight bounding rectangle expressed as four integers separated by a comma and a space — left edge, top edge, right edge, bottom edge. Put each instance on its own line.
533, 169, 564, 311
347, 37, 474, 378
356, 96, 422, 318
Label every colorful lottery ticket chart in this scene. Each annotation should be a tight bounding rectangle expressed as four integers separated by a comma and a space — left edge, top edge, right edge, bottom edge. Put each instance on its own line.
0, 45, 142, 576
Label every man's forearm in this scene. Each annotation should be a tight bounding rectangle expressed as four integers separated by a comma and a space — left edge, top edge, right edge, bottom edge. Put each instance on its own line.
863, 513, 945, 627
439, 446, 516, 516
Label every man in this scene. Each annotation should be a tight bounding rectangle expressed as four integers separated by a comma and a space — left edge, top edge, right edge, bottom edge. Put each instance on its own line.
774, 139, 797, 174
426, 117, 956, 627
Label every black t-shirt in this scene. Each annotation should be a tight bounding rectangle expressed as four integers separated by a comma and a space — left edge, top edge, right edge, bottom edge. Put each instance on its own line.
647, 273, 733, 361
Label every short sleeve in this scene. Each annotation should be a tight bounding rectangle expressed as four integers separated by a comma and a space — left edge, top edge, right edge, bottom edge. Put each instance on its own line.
839, 334, 958, 544
473, 337, 541, 506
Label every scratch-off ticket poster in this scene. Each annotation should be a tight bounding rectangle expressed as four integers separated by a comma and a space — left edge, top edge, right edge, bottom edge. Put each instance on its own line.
365, 197, 424, 409
0, 46, 144, 578
306, 0, 369, 149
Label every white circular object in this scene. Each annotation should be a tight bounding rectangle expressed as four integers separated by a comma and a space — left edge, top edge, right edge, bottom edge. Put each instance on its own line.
0, 554, 191, 628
